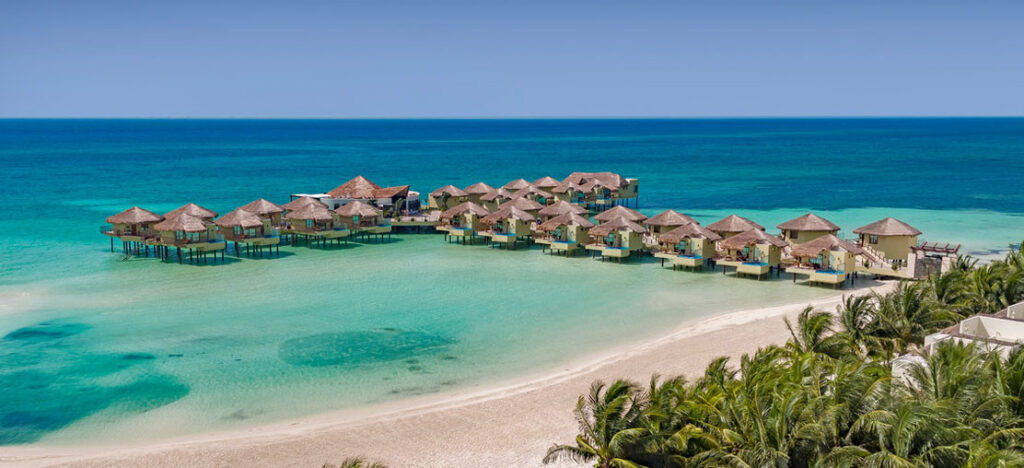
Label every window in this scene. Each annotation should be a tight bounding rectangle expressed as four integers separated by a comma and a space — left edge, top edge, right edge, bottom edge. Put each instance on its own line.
869, 235, 879, 244
790, 230, 798, 240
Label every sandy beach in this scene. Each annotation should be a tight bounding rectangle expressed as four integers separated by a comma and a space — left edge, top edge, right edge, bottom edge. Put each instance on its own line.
1, 280, 893, 468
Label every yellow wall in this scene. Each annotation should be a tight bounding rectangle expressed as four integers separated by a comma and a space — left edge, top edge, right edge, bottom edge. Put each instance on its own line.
860, 234, 918, 261
782, 229, 837, 245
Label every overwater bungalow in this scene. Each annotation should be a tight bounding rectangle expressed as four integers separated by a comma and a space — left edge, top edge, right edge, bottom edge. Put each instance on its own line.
478, 206, 536, 249
853, 217, 922, 263
536, 200, 587, 222
533, 176, 561, 190
706, 215, 765, 239
438, 201, 490, 244
585, 217, 648, 261
480, 188, 514, 211
428, 185, 470, 211
239, 198, 285, 227
463, 182, 496, 204
497, 196, 545, 215
282, 196, 328, 212
150, 213, 226, 263
165, 203, 218, 222
535, 212, 595, 256
103, 206, 164, 255
645, 209, 699, 236
215, 208, 280, 256
294, 175, 417, 215
784, 235, 864, 287
335, 201, 391, 241
777, 213, 840, 245
593, 205, 647, 223
653, 223, 721, 270
716, 229, 788, 279
553, 172, 639, 209
510, 185, 554, 205
503, 178, 532, 191
283, 204, 349, 247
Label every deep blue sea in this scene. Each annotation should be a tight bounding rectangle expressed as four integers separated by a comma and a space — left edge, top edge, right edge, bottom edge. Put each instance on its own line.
0, 118, 1022, 446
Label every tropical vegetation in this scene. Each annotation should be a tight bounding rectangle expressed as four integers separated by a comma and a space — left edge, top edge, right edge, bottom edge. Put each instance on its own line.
545, 245, 1024, 467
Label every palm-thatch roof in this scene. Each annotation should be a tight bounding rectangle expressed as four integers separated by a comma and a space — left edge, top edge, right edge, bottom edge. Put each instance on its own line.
480, 188, 514, 202
719, 229, 788, 250
537, 200, 588, 217
589, 217, 648, 236
106, 206, 163, 224
165, 203, 218, 220
239, 198, 285, 216
777, 213, 840, 232
430, 185, 469, 198
503, 178, 532, 191
327, 175, 381, 198
658, 223, 722, 244
334, 200, 381, 217
463, 182, 495, 195
790, 234, 865, 258
533, 176, 561, 188
853, 217, 922, 236
440, 201, 490, 220
706, 215, 764, 234
537, 213, 595, 231
282, 197, 328, 211
593, 206, 647, 222
481, 206, 536, 224
214, 208, 265, 229
153, 213, 208, 232
511, 185, 553, 200
646, 210, 698, 227
284, 204, 334, 221
498, 197, 544, 212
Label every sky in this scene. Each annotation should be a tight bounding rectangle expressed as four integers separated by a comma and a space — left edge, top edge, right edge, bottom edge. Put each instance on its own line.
1, 0, 1022, 118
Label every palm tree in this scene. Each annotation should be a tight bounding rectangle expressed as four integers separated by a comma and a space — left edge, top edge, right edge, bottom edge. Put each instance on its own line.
544, 380, 648, 468
321, 458, 387, 468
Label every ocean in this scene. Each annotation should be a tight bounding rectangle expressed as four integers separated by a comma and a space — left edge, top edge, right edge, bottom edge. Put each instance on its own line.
0, 118, 1022, 445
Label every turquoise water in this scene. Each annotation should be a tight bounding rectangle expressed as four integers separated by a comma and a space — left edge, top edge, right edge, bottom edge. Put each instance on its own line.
0, 118, 1022, 445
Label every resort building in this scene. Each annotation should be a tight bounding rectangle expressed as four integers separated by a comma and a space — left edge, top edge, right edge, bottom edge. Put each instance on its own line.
510, 185, 554, 205
282, 204, 349, 246
104, 207, 164, 252
428, 185, 470, 211
585, 217, 648, 260
335, 201, 391, 241
593, 205, 647, 223
165, 203, 219, 222
532, 176, 561, 190
925, 301, 1024, 358
291, 175, 417, 215
653, 223, 721, 270
706, 215, 765, 240
478, 206, 536, 249
239, 198, 286, 227
463, 182, 496, 205
784, 234, 863, 287
215, 208, 280, 256
503, 178, 532, 191
534, 212, 594, 256
497, 197, 545, 215
853, 217, 922, 263
645, 209, 699, 236
777, 213, 840, 245
438, 201, 491, 244
480, 188, 515, 211
536, 200, 588, 222
716, 229, 788, 279
150, 212, 226, 263
551, 171, 639, 209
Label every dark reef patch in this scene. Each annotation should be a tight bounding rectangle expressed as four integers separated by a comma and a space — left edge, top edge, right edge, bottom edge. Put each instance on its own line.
278, 329, 454, 368
4, 322, 91, 342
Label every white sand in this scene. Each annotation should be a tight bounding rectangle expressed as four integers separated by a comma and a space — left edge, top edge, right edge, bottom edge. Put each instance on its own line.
1, 280, 894, 468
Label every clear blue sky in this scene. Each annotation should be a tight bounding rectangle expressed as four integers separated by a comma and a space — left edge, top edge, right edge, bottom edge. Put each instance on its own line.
2, 0, 1022, 117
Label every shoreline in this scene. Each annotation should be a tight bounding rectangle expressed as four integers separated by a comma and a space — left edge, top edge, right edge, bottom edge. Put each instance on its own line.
1, 279, 895, 468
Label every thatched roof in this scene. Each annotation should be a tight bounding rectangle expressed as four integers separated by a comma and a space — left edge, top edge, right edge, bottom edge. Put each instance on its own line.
327, 175, 381, 198
373, 185, 410, 199
777, 213, 840, 232
463, 182, 495, 195
284, 204, 334, 221
537, 200, 587, 217
533, 176, 560, 188
646, 210, 698, 227
550, 179, 583, 194
719, 229, 788, 250
589, 217, 648, 236
440, 201, 490, 220
480, 188, 514, 202
511, 185, 553, 200
334, 200, 381, 217
564, 171, 627, 188
239, 198, 284, 216
481, 206, 536, 224
502, 178, 532, 191
430, 185, 469, 198
165, 203, 218, 220
153, 213, 208, 232
106, 206, 163, 224
593, 205, 647, 222
537, 213, 595, 231
498, 197, 544, 212
214, 208, 265, 229
659, 223, 721, 244
853, 217, 922, 236
706, 215, 764, 234
790, 234, 865, 258
282, 196, 328, 211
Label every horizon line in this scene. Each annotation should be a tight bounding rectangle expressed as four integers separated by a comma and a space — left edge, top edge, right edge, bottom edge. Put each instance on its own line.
3, 115, 1024, 120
